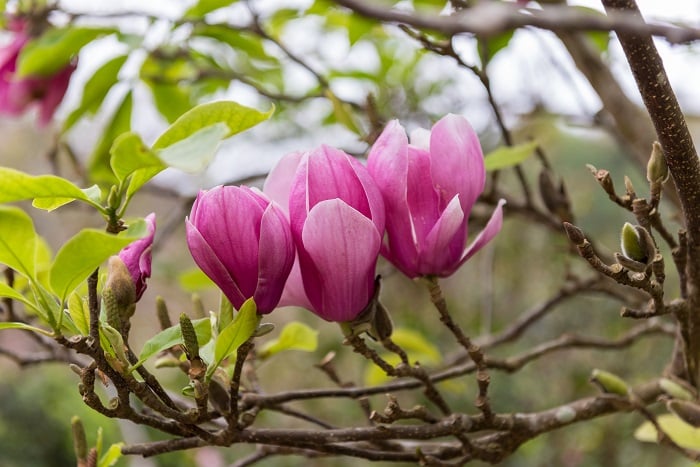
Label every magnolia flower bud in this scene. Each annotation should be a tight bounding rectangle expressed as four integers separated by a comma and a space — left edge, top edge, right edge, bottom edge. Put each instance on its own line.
620, 223, 651, 263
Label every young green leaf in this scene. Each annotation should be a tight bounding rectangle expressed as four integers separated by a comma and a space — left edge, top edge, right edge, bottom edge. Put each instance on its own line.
146, 82, 193, 124
110, 132, 164, 182
0, 322, 53, 337
67, 291, 90, 335
131, 318, 212, 371
0, 167, 102, 210
153, 101, 274, 150
18, 27, 115, 77
207, 298, 259, 379
0, 206, 38, 278
258, 322, 319, 359
635, 414, 700, 450
184, 0, 234, 18
484, 141, 538, 172
157, 123, 228, 173
178, 268, 215, 292
49, 219, 148, 303
98, 443, 124, 467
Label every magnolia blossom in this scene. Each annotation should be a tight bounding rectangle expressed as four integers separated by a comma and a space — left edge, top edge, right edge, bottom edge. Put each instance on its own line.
186, 186, 294, 314
118, 213, 156, 301
264, 146, 385, 322
367, 114, 505, 278
0, 20, 76, 125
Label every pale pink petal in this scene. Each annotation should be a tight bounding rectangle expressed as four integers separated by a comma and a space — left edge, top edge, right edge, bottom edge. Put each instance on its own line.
458, 199, 506, 266
37, 62, 76, 125
301, 199, 381, 322
277, 255, 314, 311
406, 147, 440, 245
429, 114, 485, 213
418, 195, 465, 276
263, 151, 305, 215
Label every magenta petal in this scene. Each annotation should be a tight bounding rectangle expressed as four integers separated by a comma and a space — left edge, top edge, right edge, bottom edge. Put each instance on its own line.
255, 203, 295, 313
418, 195, 465, 276
37, 63, 76, 126
406, 147, 441, 245
429, 114, 485, 213
301, 199, 381, 322
186, 218, 246, 308
459, 199, 506, 266
367, 120, 408, 207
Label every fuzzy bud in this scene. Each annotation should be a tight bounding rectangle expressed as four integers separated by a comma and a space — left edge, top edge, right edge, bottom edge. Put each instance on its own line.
71, 416, 88, 464
179, 313, 199, 361
586, 164, 615, 196
156, 296, 172, 330
620, 223, 650, 263
659, 377, 696, 401
667, 400, 700, 428
646, 141, 669, 184
563, 222, 586, 246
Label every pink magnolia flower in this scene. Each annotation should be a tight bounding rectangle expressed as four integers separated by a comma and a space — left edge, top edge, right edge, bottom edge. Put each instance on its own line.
118, 213, 156, 301
0, 20, 76, 125
264, 146, 385, 322
186, 186, 295, 314
367, 114, 505, 278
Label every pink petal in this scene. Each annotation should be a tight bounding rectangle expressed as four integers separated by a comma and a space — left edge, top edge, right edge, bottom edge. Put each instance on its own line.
255, 203, 295, 313
277, 255, 314, 311
406, 146, 440, 245
301, 199, 381, 322
263, 150, 305, 215
418, 195, 465, 276
186, 218, 246, 308
37, 62, 76, 126
429, 114, 485, 213
459, 198, 506, 266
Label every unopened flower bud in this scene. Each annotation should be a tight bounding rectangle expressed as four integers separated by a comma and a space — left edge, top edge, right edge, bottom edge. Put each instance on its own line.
624, 176, 636, 198
620, 223, 651, 263
103, 256, 137, 332
590, 368, 629, 396
156, 296, 172, 330
646, 141, 669, 184
563, 222, 586, 246
667, 400, 700, 428
71, 416, 87, 462
179, 313, 199, 361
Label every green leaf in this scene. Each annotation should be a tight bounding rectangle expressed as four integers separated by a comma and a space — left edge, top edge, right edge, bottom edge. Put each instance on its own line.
0, 322, 53, 337
178, 268, 215, 292
131, 317, 212, 371
88, 91, 133, 185
184, 0, 235, 18
18, 27, 114, 77
325, 90, 362, 135
157, 123, 228, 173
64, 54, 129, 131
67, 291, 90, 335
146, 82, 193, 124
0, 282, 41, 316
207, 298, 259, 379
477, 30, 515, 68
0, 167, 102, 210
484, 141, 538, 172
110, 132, 164, 182
635, 414, 700, 450
258, 322, 318, 359
193, 25, 276, 63
49, 219, 147, 303
0, 206, 38, 278
153, 100, 273, 150
98, 443, 124, 467
390, 328, 441, 363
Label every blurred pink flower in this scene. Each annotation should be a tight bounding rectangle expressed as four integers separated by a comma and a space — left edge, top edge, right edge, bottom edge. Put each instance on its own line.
118, 213, 156, 302
367, 114, 505, 278
264, 146, 385, 322
0, 20, 76, 125
186, 186, 294, 314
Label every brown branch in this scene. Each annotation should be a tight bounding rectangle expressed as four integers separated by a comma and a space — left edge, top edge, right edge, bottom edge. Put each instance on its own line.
333, 0, 700, 44
600, 0, 700, 388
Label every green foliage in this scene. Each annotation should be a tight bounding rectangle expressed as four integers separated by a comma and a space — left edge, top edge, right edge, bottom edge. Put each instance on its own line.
478, 30, 515, 68
364, 328, 441, 385
67, 291, 90, 335
0, 321, 53, 336
17, 27, 114, 77
635, 414, 700, 450
64, 55, 129, 131
258, 322, 319, 359
484, 141, 538, 172
89, 91, 134, 185
183, 0, 236, 19
178, 268, 215, 292
0, 206, 39, 278
208, 298, 259, 380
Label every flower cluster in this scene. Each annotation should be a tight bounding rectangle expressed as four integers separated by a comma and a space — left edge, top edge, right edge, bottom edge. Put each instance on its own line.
0, 20, 76, 125
186, 114, 504, 322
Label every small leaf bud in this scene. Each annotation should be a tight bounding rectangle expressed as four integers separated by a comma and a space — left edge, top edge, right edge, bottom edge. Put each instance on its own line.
646, 141, 669, 184
667, 400, 700, 428
620, 223, 647, 263
71, 416, 88, 462
179, 313, 199, 361
659, 378, 696, 401
156, 296, 172, 330
563, 222, 586, 246
590, 369, 629, 396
